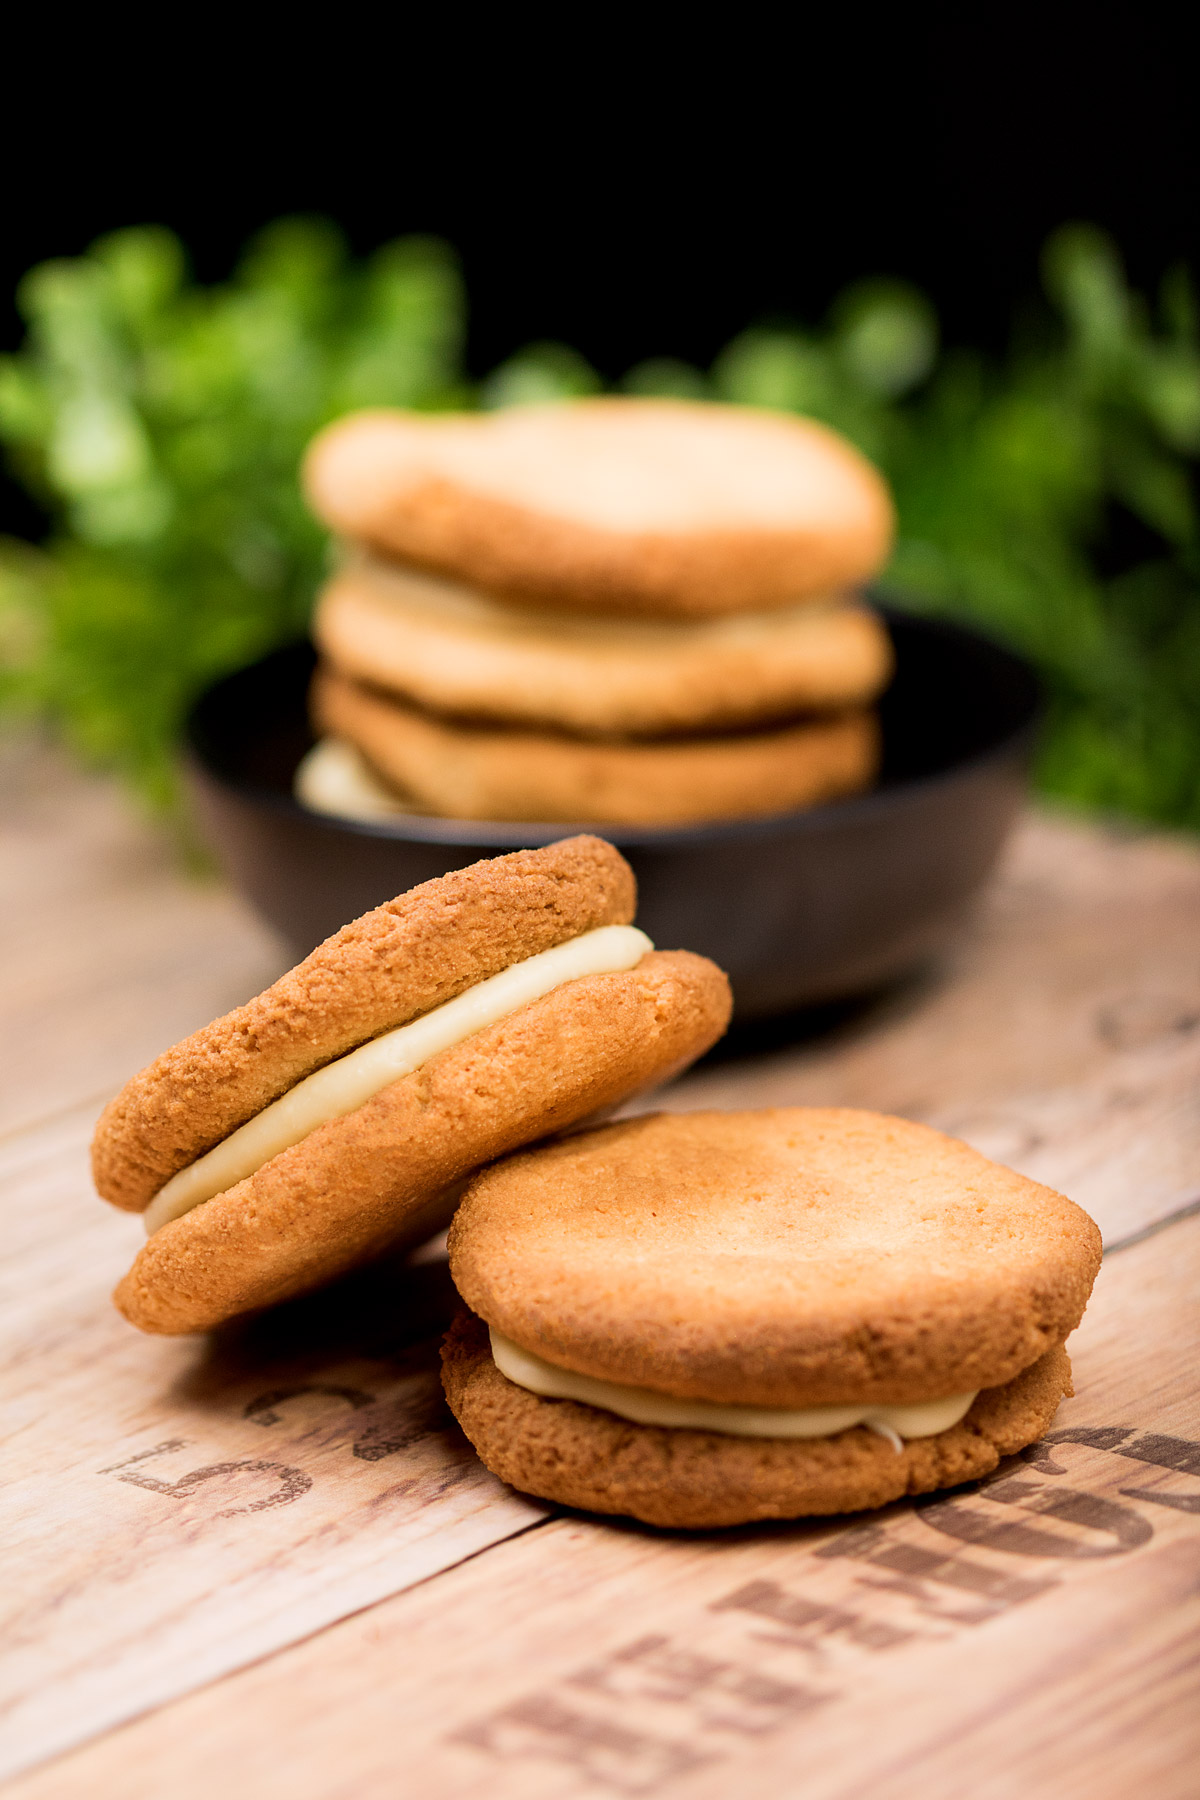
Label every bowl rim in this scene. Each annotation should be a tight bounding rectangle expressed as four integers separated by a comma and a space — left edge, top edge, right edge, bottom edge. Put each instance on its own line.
186, 601, 1042, 851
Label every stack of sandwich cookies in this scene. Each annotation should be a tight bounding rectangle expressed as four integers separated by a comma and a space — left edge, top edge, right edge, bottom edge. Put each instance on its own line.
94, 838, 731, 1334
442, 1109, 1103, 1528
298, 398, 895, 827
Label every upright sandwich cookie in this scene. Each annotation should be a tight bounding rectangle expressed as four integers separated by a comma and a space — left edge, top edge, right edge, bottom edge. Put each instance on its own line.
94, 839, 731, 1334
443, 1109, 1102, 1528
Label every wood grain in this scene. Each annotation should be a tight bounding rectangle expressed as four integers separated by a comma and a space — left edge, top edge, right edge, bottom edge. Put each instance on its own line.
2, 743, 1199, 1795
0, 1107, 544, 1783
0, 737, 285, 1141
656, 810, 1200, 1246
13, 1210, 1198, 1800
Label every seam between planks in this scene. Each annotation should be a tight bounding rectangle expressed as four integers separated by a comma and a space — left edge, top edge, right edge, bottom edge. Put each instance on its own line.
1103, 1193, 1200, 1257
4, 1513, 558, 1788
0, 1092, 114, 1153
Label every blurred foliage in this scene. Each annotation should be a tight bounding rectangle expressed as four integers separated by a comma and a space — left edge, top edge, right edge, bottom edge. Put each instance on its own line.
0, 221, 467, 805
1, 218, 1198, 828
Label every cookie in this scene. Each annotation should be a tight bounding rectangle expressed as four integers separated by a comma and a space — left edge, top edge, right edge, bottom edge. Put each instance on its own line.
314, 555, 894, 736
442, 1108, 1102, 1527
312, 668, 879, 827
442, 1315, 1073, 1529
303, 398, 894, 618
94, 840, 731, 1333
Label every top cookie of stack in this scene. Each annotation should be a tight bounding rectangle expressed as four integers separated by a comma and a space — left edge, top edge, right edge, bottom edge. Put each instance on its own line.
299, 398, 896, 827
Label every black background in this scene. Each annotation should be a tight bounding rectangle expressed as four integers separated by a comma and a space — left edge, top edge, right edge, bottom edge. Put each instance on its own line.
2, 7, 1195, 536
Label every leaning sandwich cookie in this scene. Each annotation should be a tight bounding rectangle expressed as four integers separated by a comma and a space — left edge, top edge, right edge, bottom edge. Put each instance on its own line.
94, 838, 731, 1334
442, 1109, 1103, 1528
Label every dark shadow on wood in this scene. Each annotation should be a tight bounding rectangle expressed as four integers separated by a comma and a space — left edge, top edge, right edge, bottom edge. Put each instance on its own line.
170, 1251, 461, 1406
694, 959, 949, 1067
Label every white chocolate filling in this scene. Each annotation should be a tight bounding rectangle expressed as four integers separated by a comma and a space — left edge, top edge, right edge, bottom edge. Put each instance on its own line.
143, 924, 653, 1236
295, 736, 414, 822
343, 551, 853, 647
490, 1328, 977, 1448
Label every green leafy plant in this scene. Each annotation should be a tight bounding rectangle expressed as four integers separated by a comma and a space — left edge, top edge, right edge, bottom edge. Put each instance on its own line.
2, 219, 1197, 828
0, 220, 466, 805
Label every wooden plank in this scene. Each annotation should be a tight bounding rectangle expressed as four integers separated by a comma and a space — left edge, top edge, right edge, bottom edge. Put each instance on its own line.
0, 737, 285, 1140
3, 748, 1199, 1792
661, 810, 1200, 1246
14, 1210, 1197, 1800
0, 1107, 545, 1783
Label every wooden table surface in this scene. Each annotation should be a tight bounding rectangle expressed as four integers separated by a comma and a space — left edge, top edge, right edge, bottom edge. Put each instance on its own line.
2, 736, 1199, 1799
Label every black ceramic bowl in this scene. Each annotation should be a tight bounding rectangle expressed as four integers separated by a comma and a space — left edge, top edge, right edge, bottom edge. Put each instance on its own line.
185, 607, 1039, 1022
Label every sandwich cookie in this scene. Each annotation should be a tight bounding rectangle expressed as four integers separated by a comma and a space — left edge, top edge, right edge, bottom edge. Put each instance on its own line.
314, 555, 894, 737
94, 839, 731, 1334
443, 1109, 1102, 1528
303, 397, 894, 618
312, 666, 878, 827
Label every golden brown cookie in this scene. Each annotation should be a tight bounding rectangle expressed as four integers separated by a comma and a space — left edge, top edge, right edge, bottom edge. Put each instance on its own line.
95, 836, 634, 1213
313, 668, 879, 827
442, 1108, 1101, 1526
314, 556, 894, 736
448, 1110, 1102, 1405
93, 841, 732, 1334
114, 952, 730, 1334
442, 1312, 1073, 1529
302, 398, 894, 618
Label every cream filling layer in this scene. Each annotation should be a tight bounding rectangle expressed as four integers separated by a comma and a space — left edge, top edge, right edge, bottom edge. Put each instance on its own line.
345, 551, 852, 645
143, 924, 654, 1236
295, 737, 413, 821
490, 1328, 977, 1449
